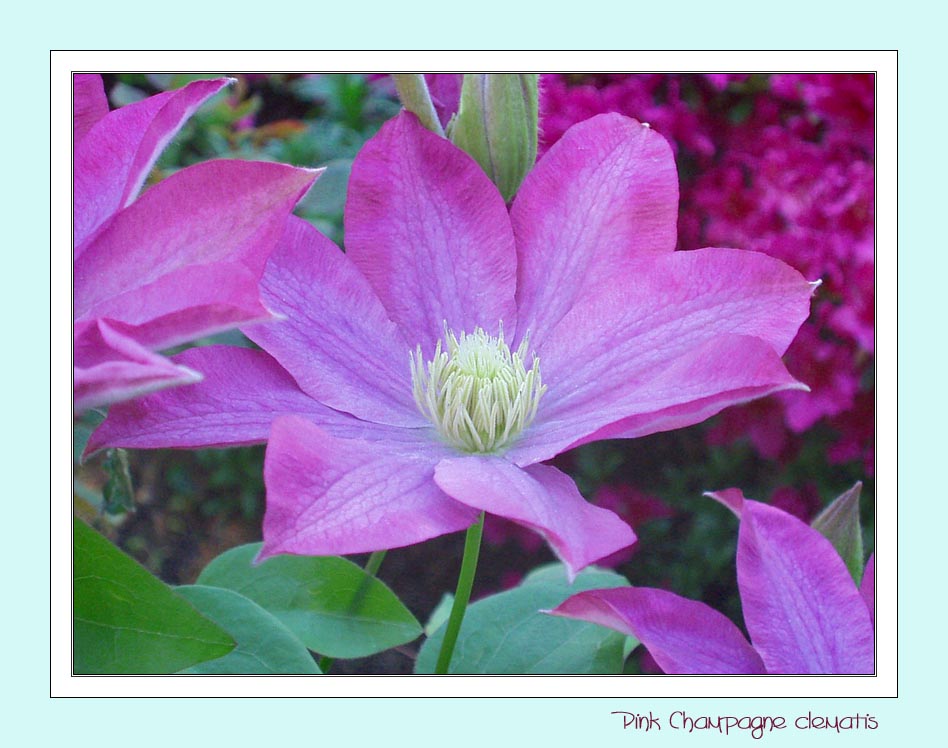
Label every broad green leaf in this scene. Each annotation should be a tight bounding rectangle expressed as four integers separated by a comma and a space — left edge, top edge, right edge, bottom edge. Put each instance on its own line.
74, 519, 235, 674
518, 563, 619, 588
811, 482, 865, 583
197, 543, 421, 658
415, 563, 634, 674
176, 586, 321, 674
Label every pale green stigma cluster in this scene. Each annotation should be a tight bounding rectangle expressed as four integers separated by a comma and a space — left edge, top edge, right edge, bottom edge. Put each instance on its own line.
410, 325, 546, 454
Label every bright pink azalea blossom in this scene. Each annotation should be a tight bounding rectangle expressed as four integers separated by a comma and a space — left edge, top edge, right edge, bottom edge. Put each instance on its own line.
541, 74, 875, 475
551, 493, 875, 674
73, 74, 320, 412
90, 111, 815, 577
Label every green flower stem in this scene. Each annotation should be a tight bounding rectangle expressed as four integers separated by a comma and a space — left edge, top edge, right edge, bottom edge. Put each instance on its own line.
317, 550, 388, 674
391, 74, 445, 137
435, 512, 485, 674
363, 550, 387, 577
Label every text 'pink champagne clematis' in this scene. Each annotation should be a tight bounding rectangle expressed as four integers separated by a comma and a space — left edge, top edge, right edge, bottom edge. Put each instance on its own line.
73, 74, 320, 412
91, 111, 816, 577
550, 492, 875, 673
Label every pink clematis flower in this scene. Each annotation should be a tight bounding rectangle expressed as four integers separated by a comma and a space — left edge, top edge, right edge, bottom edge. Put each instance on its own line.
73, 74, 320, 412
90, 111, 815, 577
550, 492, 875, 674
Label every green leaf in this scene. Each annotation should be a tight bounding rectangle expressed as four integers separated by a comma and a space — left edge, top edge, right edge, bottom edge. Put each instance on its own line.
415, 563, 634, 674
145, 73, 225, 91
175, 586, 321, 674
425, 593, 454, 637
196, 543, 422, 658
73, 410, 104, 463
74, 519, 235, 674
811, 481, 865, 583
108, 81, 148, 107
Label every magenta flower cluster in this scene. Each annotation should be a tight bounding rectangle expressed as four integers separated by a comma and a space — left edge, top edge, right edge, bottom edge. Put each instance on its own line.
540, 74, 875, 475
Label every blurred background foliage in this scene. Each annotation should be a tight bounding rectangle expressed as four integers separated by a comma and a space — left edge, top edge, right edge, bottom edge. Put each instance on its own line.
75, 73, 875, 674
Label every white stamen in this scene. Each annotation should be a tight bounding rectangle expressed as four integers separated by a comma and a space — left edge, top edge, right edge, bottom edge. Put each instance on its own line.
410, 323, 547, 453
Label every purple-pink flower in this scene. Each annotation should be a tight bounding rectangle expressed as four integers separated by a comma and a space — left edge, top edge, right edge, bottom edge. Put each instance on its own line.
550, 491, 875, 674
73, 75, 319, 412
90, 111, 815, 577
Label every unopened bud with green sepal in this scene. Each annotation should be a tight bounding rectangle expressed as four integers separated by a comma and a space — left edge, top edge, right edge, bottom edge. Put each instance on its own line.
811, 481, 866, 584
449, 74, 539, 202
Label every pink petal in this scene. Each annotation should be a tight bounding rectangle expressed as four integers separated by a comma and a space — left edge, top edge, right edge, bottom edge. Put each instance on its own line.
74, 159, 319, 326
738, 501, 875, 674
512, 334, 804, 467
74, 319, 201, 413
345, 112, 518, 356
860, 553, 875, 627
244, 216, 424, 428
550, 587, 767, 675
433, 456, 635, 580
704, 487, 747, 517
73, 74, 109, 145
508, 248, 814, 465
86, 346, 428, 456
261, 415, 478, 559
81, 262, 273, 352
511, 114, 678, 348
426, 74, 463, 127
568, 336, 807, 446
74, 77, 231, 250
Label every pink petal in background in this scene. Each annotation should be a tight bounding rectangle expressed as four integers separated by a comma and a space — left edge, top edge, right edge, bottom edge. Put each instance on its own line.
860, 553, 875, 627
737, 501, 874, 674
75, 159, 320, 319
550, 587, 767, 674
74, 319, 201, 413
73, 74, 110, 144
74, 77, 233, 250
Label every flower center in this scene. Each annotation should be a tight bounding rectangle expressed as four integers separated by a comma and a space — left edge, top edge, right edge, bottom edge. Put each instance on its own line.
410, 324, 546, 453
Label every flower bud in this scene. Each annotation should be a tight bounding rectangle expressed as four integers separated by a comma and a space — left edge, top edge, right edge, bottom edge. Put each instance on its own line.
449, 74, 538, 202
